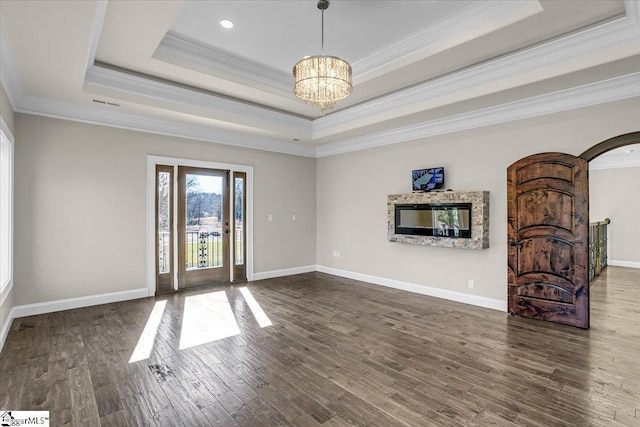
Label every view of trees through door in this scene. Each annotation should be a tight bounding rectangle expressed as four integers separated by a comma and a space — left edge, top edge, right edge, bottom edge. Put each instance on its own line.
155, 164, 247, 293
233, 172, 247, 281
184, 171, 225, 270
156, 165, 174, 293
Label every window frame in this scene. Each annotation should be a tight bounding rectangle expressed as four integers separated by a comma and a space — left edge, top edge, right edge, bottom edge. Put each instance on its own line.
0, 118, 14, 306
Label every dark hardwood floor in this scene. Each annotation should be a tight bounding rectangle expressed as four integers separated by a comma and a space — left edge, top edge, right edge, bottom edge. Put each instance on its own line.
1, 267, 639, 426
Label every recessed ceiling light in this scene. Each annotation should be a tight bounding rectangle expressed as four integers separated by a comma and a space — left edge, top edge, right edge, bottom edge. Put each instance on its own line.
220, 19, 234, 29
625, 149, 634, 154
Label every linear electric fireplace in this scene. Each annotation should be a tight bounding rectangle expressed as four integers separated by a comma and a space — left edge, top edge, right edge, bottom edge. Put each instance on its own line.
388, 191, 489, 250
395, 203, 472, 238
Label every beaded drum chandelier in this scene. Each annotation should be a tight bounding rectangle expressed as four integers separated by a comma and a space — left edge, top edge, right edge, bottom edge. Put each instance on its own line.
293, 0, 352, 112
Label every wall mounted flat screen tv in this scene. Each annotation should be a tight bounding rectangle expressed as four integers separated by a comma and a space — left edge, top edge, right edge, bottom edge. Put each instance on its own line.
412, 167, 444, 191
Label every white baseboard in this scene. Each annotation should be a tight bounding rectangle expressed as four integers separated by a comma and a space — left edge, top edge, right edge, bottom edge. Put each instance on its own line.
1, 287, 149, 352
316, 265, 507, 312
608, 260, 640, 269
2, 265, 508, 351
252, 265, 317, 281
0, 306, 16, 353
11, 288, 149, 319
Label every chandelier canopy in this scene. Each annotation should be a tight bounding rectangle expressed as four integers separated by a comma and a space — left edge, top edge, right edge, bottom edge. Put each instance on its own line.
293, 0, 352, 112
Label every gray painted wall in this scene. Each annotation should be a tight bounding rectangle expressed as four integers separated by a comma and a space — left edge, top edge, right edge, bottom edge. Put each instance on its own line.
590, 166, 640, 265
5, 96, 640, 321
13, 114, 317, 306
316, 98, 640, 303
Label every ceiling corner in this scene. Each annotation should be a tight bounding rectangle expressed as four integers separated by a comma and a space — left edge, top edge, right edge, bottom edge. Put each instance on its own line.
0, 16, 23, 108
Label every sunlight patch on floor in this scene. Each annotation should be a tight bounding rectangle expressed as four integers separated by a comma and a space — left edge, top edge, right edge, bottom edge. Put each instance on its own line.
239, 287, 273, 328
129, 300, 167, 363
179, 291, 240, 349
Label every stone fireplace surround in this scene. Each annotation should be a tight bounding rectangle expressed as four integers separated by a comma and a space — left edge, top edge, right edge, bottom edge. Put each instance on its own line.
388, 191, 490, 250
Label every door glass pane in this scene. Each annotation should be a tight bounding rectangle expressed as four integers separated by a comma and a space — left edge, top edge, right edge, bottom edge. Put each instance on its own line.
157, 171, 171, 274
185, 174, 223, 270
234, 176, 244, 266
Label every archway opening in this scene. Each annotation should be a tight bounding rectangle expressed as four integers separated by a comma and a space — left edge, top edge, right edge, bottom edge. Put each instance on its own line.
579, 131, 640, 161
584, 131, 640, 328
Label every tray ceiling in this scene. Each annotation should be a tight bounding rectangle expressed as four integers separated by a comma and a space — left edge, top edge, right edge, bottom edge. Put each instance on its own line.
1, 0, 638, 157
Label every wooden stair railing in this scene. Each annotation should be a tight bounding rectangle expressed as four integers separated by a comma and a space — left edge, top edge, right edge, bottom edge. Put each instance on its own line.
589, 218, 610, 283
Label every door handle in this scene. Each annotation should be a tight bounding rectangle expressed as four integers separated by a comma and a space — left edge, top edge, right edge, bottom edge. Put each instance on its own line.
509, 241, 517, 247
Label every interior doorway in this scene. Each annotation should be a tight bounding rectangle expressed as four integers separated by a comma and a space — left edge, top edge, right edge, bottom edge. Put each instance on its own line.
507, 131, 640, 329
585, 132, 640, 334
147, 156, 253, 296
581, 132, 640, 273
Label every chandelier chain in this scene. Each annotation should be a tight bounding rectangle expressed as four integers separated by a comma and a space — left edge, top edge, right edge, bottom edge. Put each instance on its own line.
321, 8, 324, 55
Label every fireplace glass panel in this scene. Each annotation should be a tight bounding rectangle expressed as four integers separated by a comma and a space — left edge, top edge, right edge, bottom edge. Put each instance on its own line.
395, 203, 472, 238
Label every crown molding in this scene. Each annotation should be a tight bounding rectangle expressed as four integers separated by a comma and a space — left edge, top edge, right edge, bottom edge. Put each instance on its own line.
154, 2, 543, 92
314, 10, 640, 138
16, 94, 316, 158
85, 65, 311, 138
3, 1, 639, 160
10, 71, 639, 161
84, 0, 108, 77
154, 32, 292, 92
625, 0, 639, 24
353, 0, 543, 82
315, 73, 640, 158
0, 17, 23, 108
0, 117, 13, 142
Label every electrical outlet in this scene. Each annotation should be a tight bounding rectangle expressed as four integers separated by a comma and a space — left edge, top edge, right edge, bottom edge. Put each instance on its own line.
468, 279, 475, 289
292, 214, 296, 221
333, 250, 340, 257
268, 214, 273, 221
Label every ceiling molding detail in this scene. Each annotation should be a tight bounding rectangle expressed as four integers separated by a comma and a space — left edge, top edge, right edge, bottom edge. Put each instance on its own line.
2, 1, 639, 160
85, 65, 311, 137
1, 117, 14, 142
314, 9, 640, 138
16, 94, 316, 158
0, 17, 23, 107
589, 159, 640, 170
353, 0, 543, 82
7, 71, 639, 160
589, 143, 640, 170
84, 0, 108, 78
315, 72, 640, 158
154, 32, 292, 92
85, 3, 640, 146
154, 1, 543, 92
626, 0, 639, 23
